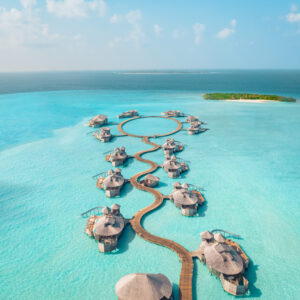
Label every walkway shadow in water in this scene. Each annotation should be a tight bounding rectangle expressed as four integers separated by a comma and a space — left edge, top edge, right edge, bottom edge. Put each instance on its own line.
115, 225, 136, 254
172, 282, 180, 300
192, 258, 199, 300
119, 182, 133, 198
197, 199, 208, 218
241, 260, 261, 298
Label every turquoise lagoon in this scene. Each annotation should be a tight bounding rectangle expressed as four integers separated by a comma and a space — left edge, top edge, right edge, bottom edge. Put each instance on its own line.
1, 80, 300, 299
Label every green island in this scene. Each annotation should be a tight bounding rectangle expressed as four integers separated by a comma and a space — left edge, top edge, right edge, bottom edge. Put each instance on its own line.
203, 93, 296, 102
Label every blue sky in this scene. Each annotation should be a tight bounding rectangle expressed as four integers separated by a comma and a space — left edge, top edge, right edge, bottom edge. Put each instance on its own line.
0, 0, 299, 71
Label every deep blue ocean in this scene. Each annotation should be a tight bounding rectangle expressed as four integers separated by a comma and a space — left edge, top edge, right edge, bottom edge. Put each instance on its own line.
0, 70, 299, 300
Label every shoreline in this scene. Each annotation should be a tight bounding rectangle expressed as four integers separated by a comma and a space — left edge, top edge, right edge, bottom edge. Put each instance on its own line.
223, 99, 276, 103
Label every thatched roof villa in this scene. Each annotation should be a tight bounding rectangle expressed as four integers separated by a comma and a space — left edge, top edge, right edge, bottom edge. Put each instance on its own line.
163, 155, 188, 178
186, 116, 199, 123
88, 114, 108, 127
161, 110, 185, 117
187, 121, 201, 135
140, 174, 160, 187
115, 273, 173, 300
118, 110, 139, 118
170, 182, 204, 216
94, 127, 112, 142
191, 231, 249, 296
84, 204, 125, 253
96, 168, 126, 197
107, 147, 128, 166
162, 138, 183, 156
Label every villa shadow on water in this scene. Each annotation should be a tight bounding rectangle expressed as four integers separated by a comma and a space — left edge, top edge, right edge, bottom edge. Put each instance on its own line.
116, 224, 136, 254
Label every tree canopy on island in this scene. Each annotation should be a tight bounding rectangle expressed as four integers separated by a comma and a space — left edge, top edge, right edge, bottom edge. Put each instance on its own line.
203, 93, 295, 102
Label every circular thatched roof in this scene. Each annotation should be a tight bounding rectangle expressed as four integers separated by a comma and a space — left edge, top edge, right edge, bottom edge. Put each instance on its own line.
92, 114, 107, 121
94, 215, 125, 237
163, 158, 181, 170
204, 243, 244, 275
214, 233, 226, 243
115, 273, 172, 300
110, 151, 127, 160
103, 174, 125, 188
172, 190, 198, 206
145, 174, 160, 181
200, 231, 213, 240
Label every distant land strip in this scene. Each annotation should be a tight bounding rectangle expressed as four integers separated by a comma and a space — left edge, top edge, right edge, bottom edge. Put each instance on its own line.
203, 93, 296, 102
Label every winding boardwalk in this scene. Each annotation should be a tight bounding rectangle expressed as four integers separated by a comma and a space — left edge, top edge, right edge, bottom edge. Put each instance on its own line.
118, 116, 193, 300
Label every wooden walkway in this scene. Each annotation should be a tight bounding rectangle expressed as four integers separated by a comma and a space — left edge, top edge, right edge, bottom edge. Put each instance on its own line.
118, 117, 193, 300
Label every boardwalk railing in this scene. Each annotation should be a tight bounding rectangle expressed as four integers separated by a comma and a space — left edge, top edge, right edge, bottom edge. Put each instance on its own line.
81, 206, 104, 218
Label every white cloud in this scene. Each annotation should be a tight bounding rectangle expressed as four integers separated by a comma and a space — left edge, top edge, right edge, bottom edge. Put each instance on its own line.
153, 24, 162, 36
217, 19, 236, 39
286, 4, 300, 23
108, 10, 144, 47
46, 0, 107, 18
230, 18, 237, 27
193, 23, 205, 45
0, 2, 60, 47
217, 27, 234, 39
286, 12, 300, 22
110, 13, 121, 23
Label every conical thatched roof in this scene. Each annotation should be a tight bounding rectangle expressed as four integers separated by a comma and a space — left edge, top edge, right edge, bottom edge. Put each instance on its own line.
172, 190, 198, 206
111, 203, 120, 210
102, 206, 110, 215
173, 182, 181, 188
214, 233, 226, 243
204, 243, 244, 275
200, 231, 213, 240
182, 183, 188, 189
115, 273, 172, 300
94, 215, 125, 237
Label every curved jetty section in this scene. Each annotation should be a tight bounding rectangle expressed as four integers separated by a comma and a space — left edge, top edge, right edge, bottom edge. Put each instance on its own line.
118, 116, 193, 300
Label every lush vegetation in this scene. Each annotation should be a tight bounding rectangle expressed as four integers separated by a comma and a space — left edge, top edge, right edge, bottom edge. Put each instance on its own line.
203, 93, 296, 102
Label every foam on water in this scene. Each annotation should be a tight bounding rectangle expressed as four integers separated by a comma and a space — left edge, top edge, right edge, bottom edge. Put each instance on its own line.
0, 89, 300, 300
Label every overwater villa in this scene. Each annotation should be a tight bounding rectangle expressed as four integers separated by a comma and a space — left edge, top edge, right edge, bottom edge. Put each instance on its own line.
88, 114, 108, 127
170, 182, 204, 216
162, 138, 183, 156
140, 174, 160, 187
96, 168, 126, 197
186, 116, 199, 123
118, 110, 139, 119
187, 121, 202, 135
191, 231, 249, 296
93, 127, 112, 142
84, 204, 126, 253
162, 155, 188, 178
115, 273, 173, 300
106, 147, 128, 166
161, 110, 185, 117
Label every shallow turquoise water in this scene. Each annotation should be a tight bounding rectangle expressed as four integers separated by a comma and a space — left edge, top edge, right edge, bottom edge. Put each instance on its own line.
0, 88, 300, 300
